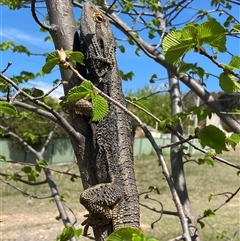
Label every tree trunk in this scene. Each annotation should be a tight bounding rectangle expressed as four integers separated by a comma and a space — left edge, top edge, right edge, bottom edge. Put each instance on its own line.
45, 0, 111, 239
168, 71, 201, 241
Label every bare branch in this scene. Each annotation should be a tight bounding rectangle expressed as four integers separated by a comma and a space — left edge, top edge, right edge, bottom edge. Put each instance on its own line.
1, 62, 12, 73
31, 0, 52, 31
0, 177, 52, 199
198, 187, 240, 221
101, 8, 240, 133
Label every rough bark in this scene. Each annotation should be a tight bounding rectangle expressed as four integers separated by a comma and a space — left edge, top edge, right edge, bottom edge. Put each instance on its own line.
44, 0, 111, 239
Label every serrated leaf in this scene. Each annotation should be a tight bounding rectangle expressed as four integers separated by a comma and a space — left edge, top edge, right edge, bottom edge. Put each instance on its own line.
226, 133, 240, 150
229, 56, 240, 70
21, 166, 32, 174
56, 226, 80, 241
69, 51, 85, 65
46, 51, 59, 62
23, 132, 36, 141
0, 101, 17, 116
67, 80, 94, 102
128, 96, 151, 111
197, 19, 226, 52
106, 227, 144, 241
204, 208, 215, 218
36, 160, 48, 167
80, 80, 94, 90
91, 95, 109, 122
31, 88, 44, 97
42, 58, 59, 74
163, 19, 226, 65
197, 125, 228, 154
162, 30, 193, 64
219, 73, 240, 93
232, 24, 240, 32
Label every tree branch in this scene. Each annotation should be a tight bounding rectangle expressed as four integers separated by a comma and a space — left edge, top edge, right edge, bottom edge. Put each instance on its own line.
101, 8, 240, 133
0, 177, 52, 199
31, 0, 52, 31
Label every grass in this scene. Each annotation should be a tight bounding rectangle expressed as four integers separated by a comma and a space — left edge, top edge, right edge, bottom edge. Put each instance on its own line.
1, 150, 239, 241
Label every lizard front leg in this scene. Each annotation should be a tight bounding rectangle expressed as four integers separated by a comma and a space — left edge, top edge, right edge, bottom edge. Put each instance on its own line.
80, 182, 123, 229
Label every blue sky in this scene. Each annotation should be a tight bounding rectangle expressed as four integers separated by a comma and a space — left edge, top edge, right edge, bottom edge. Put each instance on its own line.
0, 2, 239, 98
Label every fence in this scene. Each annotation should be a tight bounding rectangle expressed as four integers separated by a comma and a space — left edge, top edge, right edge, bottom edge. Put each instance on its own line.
0, 137, 200, 168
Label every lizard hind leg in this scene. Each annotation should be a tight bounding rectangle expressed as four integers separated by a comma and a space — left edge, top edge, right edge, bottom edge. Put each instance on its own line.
80, 182, 123, 228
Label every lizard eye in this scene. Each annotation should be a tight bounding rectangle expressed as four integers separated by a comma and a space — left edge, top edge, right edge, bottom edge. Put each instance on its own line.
94, 13, 104, 23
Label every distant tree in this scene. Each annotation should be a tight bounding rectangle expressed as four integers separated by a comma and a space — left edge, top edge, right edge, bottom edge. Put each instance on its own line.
0, 96, 68, 149
127, 85, 171, 131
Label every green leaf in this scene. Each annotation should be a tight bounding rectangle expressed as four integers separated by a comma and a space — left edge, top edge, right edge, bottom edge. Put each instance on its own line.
21, 166, 32, 174
70, 174, 78, 182
46, 51, 58, 62
188, 106, 212, 122
36, 160, 48, 167
208, 193, 213, 202
219, 73, 240, 93
0, 155, 6, 162
198, 157, 214, 166
149, 74, 157, 83
118, 45, 125, 53
21, 166, 39, 182
197, 125, 228, 154
91, 95, 109, 122
226, 133, 240, 150
232, 24, 240, 32
60, 195, 66, 202
197, 18, 226, 52
228, 56, 240, 70
106, 227, 145, 241
162, 30, 192, 64
148, 186, 160, 194
198, 220, 205, 229
120, 71, 135, 81
13, 44, 31, 56
0, 41, 15, 51
163, 19, 226, 64
68, 51, 85, 65
0, 102, 17, 116
56, 226, 82, 241
67, 80, 94, 102
148, 29, 156, 39
126, 96, 151, 111
23, 132, 36, 141
135, 47, 141, 56
31, 88, 44, 97
204, 208, 215, 218
216, 230, 227, 239
42, 57, 59, 74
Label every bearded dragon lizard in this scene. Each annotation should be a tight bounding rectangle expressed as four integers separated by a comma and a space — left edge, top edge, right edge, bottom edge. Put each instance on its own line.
79, 1, 140, 231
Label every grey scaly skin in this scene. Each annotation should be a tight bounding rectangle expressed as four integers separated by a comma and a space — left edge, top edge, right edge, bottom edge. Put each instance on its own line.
79, 2, 140, 230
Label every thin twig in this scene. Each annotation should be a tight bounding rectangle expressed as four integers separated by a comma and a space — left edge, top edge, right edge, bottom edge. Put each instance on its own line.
0, 172, 47, 185
0, 177, 52, 199
1, 62, 12, 73
31, 0, 52, 31
198, 187, 240, 221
